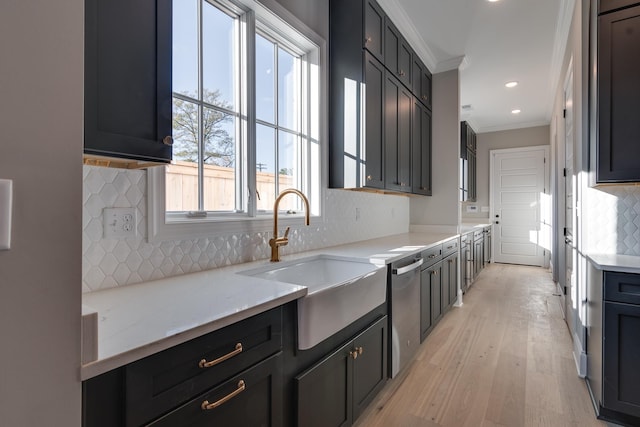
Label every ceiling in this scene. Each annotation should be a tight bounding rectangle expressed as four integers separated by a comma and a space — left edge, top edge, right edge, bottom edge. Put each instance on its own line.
377, 0, 575, 133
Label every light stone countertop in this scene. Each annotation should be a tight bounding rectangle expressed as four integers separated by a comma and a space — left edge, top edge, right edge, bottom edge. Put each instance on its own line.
459, 223, 492, 234
81, 231, 459, 380
586, 253, 640, 274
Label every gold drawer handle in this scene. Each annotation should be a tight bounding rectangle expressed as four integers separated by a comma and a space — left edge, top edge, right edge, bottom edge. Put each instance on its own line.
447, 245, 454, 249
199, 343, 243, 368
201, 380, 245, 410
349, 346, 364, 360
428, 254, 437, 259
431, 270, 438, 275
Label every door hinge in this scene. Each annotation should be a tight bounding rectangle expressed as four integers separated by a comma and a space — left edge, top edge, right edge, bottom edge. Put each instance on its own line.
544, 157, 546, 164
563, 168, 566, 177
563, 286, 567, 295
563, 109, 566, 118
563, 227, 567, 236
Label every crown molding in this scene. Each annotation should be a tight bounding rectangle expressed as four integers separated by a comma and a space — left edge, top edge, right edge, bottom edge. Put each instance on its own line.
376, 0, 438, 71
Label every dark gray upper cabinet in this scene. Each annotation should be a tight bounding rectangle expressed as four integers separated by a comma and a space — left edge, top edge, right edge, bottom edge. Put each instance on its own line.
364, 54, 386, 190
364, 0, 385, 62
85, 0, 172, 163
329, 0, 431, 195
460, 121, 477, 201
412, 56, 432, 109
596, 4, 640, 182
384, 72, 412, 193
412, 99, 432, 195
384, 19, 412, 89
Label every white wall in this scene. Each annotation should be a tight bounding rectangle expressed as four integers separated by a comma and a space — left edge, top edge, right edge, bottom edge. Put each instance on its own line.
0, 0, 83, 424
410, 69, 460, 227
461, 125, 550, 220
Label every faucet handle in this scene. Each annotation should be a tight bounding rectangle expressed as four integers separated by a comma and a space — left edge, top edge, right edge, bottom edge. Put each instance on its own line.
284, 226, 290, 238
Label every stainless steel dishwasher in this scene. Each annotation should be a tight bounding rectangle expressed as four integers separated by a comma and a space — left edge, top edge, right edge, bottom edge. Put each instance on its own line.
390, 255, 423, 377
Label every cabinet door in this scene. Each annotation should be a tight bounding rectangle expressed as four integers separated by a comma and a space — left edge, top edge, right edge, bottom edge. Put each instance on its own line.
412, 100, 432, 195
364, 0, 385, 62
384, 73, 412, 192
420, 268, 433, 341
441, 256, 450, 313
363, 53, 386, 189
296, 342, 352, 427
430, 262, 443, 326
384, 19, 412, 87
352, 316, 388, 420
150, 353, 283, 426
597, 6, 640, 182
84, 0, 172, 163
447, 253, 459, 306
411, 58, 431, 108
474, 238, 483, 278
603, 302, 640, 417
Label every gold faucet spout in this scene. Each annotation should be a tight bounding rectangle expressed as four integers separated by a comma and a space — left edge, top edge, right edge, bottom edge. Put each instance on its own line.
269, 189, 310, 262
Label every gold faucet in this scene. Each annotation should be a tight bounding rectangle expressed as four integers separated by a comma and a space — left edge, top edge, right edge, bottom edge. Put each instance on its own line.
269, 189, 310, 262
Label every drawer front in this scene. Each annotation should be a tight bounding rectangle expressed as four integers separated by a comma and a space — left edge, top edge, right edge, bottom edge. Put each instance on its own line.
442, 238, 459, 257
421, 244, 442, 267
125, 307, 283, 427
150, 352, 283, 426
604, 271, 640, 304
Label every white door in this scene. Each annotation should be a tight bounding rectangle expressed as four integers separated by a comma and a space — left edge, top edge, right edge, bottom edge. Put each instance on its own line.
490, 146, 548, 266
564, 62, 577, 338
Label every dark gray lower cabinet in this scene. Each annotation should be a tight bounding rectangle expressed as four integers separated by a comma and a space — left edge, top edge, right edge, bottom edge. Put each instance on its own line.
296, 316, 388, 427
421, 261, 442, 341
445, 252, 459, 307
150, 353, 283, 426
603, 301, 640, 418
83, 306, 284, 427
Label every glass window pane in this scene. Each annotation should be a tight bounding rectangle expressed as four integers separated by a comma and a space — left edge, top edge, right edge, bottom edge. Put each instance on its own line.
278, 48, 299, 131
172, 0, 198, 97
278, 130, 300, 211
256, 124, 276, 211
168, 97, 200, 212
256, 34, 275, 124
203, 107, 236, 211
203, 3, 236, 110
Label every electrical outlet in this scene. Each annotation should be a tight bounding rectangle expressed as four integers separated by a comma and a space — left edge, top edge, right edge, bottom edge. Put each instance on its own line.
103, 207, 137, 238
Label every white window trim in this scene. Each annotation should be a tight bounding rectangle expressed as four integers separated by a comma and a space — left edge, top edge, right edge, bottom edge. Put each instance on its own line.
148, 0, 327, 243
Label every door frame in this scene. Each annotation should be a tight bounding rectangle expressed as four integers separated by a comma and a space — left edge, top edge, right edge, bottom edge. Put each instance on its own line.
489, 145, 551, 268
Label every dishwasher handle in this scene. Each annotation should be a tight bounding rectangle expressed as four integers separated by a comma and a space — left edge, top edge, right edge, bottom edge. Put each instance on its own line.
392, 258, 424, 275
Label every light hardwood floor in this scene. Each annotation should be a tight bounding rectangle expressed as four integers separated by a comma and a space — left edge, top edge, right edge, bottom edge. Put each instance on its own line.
355, 263, 607, 427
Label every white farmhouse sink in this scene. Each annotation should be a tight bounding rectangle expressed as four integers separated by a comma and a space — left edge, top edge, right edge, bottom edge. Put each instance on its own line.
239, 255, 387, 349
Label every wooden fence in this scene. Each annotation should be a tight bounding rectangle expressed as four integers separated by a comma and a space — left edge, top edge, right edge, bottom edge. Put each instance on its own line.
166, 161, 297, 212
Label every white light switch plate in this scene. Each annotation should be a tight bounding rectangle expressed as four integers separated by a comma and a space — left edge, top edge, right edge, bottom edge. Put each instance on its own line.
0, 179, 12, 250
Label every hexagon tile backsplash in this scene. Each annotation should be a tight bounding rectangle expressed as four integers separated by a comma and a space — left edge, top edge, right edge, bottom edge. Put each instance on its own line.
82, 166, 410, 292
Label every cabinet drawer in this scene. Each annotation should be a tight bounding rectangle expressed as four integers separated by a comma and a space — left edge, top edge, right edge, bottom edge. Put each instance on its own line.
150, 353, 283, 426
442, 238, 459, 257
125, 307, 283, 426
604, 272, 640, 304
421, 244, 442, 267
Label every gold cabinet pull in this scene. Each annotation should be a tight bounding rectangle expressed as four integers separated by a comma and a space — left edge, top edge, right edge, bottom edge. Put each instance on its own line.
199, 343, 243, 368
201, 380, 245, 410
428, 254, 437, 259
366, 175, 372, 181
365, 36, 372, 44
162, 135, 174, 146
350, 346, 364, 359
431, 270, 438, 275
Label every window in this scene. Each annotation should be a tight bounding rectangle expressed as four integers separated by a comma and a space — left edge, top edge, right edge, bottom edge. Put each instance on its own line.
149, 0, 323, 241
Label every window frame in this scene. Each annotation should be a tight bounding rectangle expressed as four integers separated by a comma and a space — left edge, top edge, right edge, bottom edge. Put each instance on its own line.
148, 0, 326, 243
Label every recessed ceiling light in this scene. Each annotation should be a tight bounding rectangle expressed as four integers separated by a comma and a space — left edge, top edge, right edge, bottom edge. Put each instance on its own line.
505, 81, 518, 88
511, 109, 521, 114
487, 0, 500, 2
